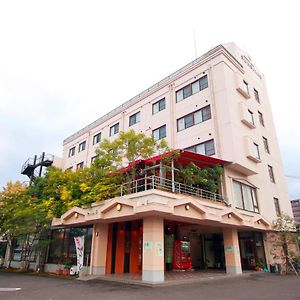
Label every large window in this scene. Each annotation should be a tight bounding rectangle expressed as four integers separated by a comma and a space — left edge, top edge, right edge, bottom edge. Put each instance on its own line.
78, 141, 86, 152
110, 123, 119, 136
129, 111, 140, 126
233, 180, 259, 212
47, 227, 92, 265
68, 147, 75, 157
176, 75, 208, 102
93, 133, 101, 145
152, 98, 166, 114
177, 105, 211, 131
185, 139, 215, 156
268, 165, 275, 183
153, 125, 166, 141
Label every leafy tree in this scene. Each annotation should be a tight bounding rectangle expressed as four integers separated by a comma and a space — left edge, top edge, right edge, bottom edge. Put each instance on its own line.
96, 129, 169, 181
271, 213, 300, 274
178, 163, 223, 192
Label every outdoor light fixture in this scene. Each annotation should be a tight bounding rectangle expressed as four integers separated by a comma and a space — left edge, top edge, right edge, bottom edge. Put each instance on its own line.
257, 220, 261, 224
227, 213, 232, 218
95, 231, 99, 237
116, 203, 122, 211
185, 204, 190, 211
74, 212, 78, 218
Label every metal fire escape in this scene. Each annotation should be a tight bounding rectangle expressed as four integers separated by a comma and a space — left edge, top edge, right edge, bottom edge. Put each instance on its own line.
21, 152, 54, 184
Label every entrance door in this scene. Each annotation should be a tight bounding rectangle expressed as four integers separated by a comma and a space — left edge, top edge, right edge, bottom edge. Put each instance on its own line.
238, 231, 266, 270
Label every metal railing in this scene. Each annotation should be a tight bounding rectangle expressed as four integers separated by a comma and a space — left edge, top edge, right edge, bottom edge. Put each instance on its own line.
119, 175, 227, 204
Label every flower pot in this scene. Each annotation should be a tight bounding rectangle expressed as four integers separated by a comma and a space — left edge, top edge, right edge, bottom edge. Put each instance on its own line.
63, 269, 70, 276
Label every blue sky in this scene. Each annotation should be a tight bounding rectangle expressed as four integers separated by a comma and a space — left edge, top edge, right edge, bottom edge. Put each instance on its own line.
0, 0, 299, 200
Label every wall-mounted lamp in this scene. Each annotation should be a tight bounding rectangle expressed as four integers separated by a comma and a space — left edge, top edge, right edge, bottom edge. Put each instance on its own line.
185, 204, 190, 211
228, 213, 232, 218
116, 203, 122, 211
74, 212, 78, 218
95, 231, 99, 237
257, 220, 261, 224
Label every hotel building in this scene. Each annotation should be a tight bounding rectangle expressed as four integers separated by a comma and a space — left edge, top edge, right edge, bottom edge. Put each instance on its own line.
50, 43, 293, 282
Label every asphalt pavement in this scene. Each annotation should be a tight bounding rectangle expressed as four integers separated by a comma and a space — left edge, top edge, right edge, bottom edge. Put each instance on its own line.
0, 271, 299, 300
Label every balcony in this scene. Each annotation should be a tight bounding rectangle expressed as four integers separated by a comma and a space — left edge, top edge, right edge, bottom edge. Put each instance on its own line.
116, 175, 227, 205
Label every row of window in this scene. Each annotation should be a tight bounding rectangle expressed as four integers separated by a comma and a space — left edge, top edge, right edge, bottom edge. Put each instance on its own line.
176, 75, 208, 102
251, 136, 270, 161
246, 109, 264, 127
242, 80, 261, 103
177, 105, 211, 132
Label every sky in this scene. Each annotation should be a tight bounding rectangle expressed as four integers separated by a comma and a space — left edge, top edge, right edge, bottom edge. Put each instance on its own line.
0, 0, 299, 199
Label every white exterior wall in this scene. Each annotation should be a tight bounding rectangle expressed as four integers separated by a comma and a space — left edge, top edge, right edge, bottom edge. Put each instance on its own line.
61, 43, 292, 223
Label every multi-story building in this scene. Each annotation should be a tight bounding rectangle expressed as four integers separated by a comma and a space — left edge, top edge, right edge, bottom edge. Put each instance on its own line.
291, 199, 300, 230
50, 42, 293, 282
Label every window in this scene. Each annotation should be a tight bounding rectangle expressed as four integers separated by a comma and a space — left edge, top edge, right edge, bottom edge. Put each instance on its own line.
243, 80, 249, 95
185, 139, 215, 156
110, 123, 119, 136
253, 143, 260, 160
274, 198, 281, 217
68, 147, 75, 157
153, 125, 166, 141
176, 75, 208, 102
77, 162, 84, 169
66, 166, 73, 171
248, 109, 254, 125
268, 165, 275, 183
254, 88, 260, 103
93, 133, 101, 145
91, 155, 99, 164
177, 105, 211, 131
129, 111, 140, 126
152, 98, 166, 114
263, 137, 270, 153
258, 111, 264, 126
233, 180, 259, 213
78, 141, 86, 152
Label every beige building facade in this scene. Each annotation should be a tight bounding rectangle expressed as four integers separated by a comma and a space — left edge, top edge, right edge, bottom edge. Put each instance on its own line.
52, 43, 293, 282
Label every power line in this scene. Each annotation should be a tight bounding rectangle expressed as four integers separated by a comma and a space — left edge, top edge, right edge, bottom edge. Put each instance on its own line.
285, 174, 300, 179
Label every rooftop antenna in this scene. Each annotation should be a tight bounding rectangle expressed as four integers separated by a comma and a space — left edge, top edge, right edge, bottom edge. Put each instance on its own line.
193, 29, 198, 59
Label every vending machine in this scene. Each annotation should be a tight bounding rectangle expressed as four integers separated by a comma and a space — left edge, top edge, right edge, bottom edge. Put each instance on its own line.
172, 240, 192, 270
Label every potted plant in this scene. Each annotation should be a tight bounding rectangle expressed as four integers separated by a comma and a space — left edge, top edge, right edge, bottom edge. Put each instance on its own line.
63, 259, 73, 276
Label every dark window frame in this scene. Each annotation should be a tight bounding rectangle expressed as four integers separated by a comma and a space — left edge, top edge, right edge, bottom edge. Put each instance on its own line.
268, 165, 275, 183
274, 197, 281, 217
185, 139, 215, 156
110, 123, 120, 136
263, 136, 270, 153
152, 98, 166, 114
93, 133, 101, 145
152, 125, 166, 141
77, 161, 84, 169
254, 88, 260, 103
78, 141, 86, 152
129, 111, 141, 126
68, 147, 75, 157
258, 111, 264, 127
176, 75, 208, 103
177, 105, 211, 132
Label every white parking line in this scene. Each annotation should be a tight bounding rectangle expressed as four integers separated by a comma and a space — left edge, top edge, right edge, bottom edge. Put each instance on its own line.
0, 288, 21, 291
